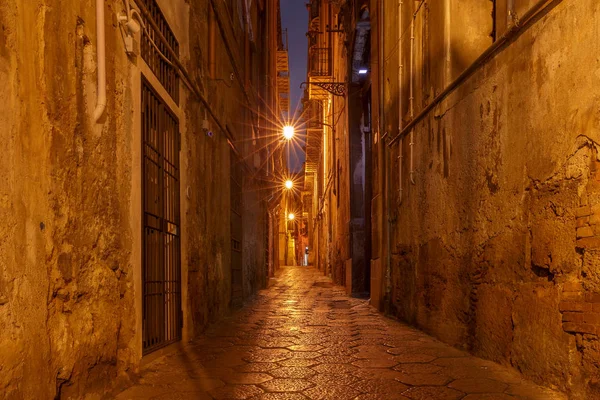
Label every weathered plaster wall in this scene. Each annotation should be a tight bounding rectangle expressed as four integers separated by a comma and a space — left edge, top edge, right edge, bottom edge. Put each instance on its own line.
184, 0, 234, 335
242, 179, 268, 299
385, 1, 600, 398
324, 19, 352, 287
0, 1, 139, 397
0, 0, 269, 398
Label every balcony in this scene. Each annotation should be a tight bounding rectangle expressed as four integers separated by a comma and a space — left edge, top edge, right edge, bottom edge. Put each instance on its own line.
307, 47, 332, 100
310, 0, 321, 24
304, 100, 323, 175
277, 51, 289, 73
309, 47, 331, 77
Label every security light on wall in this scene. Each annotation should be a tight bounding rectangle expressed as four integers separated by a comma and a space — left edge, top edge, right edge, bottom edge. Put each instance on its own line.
358, 69, 368, 75
117, 12, 141, 35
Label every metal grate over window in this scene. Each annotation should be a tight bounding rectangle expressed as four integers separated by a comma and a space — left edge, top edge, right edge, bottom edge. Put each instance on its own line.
139, 0, 180, 104
308, 47, 331, 77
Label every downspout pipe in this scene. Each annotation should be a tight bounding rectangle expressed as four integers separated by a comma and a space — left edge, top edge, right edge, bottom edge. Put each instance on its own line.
380, 0, 392, 309
397, 0, 403, 203
408, 2, 426, 185
388, 0, 556, 146
93, 0, 106, 122
385, 132, 391, 307
409, 15, 415, 185
209, 7, 216, 78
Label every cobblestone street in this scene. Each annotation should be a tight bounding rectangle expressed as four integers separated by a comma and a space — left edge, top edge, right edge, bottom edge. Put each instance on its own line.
116, 267, 566, 400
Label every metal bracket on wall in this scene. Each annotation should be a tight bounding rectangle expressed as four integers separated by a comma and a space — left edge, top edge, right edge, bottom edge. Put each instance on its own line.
300, 82, 347, 97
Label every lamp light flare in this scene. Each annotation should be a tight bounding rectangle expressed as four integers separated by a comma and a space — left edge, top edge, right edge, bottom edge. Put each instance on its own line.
358, 69, 368, 74
285, 180, 294, 189
288, 213, 295, 221
283, 125, 295, 140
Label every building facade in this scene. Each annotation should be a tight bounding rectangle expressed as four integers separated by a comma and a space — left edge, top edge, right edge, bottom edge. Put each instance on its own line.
0, 0, 288, 397
303, 0, 372, 297
304, 0, 600, 398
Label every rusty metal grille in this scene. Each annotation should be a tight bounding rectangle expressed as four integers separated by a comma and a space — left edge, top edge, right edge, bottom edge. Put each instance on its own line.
309, 47, 331, 77
142, 77, 181, 354
139, 0, 180, 104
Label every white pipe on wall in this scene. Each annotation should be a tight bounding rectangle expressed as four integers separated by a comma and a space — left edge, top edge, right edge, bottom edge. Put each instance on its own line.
398, 0, 403, 202
409, 17, 415, 185
379, 0, 392, 307
93, 0, 106, 122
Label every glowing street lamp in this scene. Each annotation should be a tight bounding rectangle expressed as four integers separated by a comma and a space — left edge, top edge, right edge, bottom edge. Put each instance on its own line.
285, 180, 294, 190
283, 125, 295, 140
288, 213, 295, 221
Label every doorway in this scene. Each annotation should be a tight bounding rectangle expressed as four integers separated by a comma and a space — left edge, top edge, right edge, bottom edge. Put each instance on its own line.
141, 78, 182, 354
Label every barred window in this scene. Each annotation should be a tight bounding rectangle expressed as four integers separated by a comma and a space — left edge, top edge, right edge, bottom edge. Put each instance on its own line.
139, 0, 180, 104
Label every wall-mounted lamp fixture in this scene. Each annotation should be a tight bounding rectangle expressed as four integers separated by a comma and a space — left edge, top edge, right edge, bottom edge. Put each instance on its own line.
283, 125, 295, 140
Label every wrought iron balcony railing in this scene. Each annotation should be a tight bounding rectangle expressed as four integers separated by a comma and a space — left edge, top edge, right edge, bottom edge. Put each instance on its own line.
310, 0, 321, 22
309, 47, 331, 77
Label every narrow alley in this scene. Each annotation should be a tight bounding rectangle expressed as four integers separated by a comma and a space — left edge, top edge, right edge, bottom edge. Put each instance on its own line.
3, 0, 600, 398
116, 267, 565, 400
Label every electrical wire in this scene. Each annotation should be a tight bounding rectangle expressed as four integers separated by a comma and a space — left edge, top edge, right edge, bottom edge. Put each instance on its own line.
122, 2, 206, 98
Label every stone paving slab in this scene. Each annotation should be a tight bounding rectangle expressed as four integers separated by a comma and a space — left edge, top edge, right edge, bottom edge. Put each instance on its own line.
115, 267, 566, 400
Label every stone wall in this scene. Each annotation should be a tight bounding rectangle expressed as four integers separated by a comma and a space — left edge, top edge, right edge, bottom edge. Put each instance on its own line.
0, 1, 139, 397
0, 0, 269, 398
378, 0, 600, 398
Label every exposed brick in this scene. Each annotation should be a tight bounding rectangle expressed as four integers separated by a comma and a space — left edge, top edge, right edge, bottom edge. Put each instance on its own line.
585, 293, 600, 303
563, 281, 583, 292
563, 322, 597, 335
593, 303, 600, 313
576, 237, 600, 249
559, 301, 592, 312
562, 312, 584, 323
590, 213, 600, 225
583, 313, 600, 325
577, 217, 590, 228
576, 206, 592, 217
581, 195, 589, 206
577, 226, 594, 239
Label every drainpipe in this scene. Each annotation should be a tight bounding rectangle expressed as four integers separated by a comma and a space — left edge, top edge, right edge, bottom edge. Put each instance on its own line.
93, 0, 106, 122
209, 6, 216, 78
397, 0, 403, 203
379, 0, 392, 309
407, 2, 425, 185
409, 16, 415, 185
444, 0, 451, 99
388, 0, 554, 147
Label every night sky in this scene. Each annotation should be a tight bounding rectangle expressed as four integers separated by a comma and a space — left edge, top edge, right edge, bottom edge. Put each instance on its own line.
281, 0, 308, 173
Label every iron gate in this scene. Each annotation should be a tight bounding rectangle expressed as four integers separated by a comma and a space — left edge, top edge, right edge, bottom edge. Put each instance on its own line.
142, 78, 182, 354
